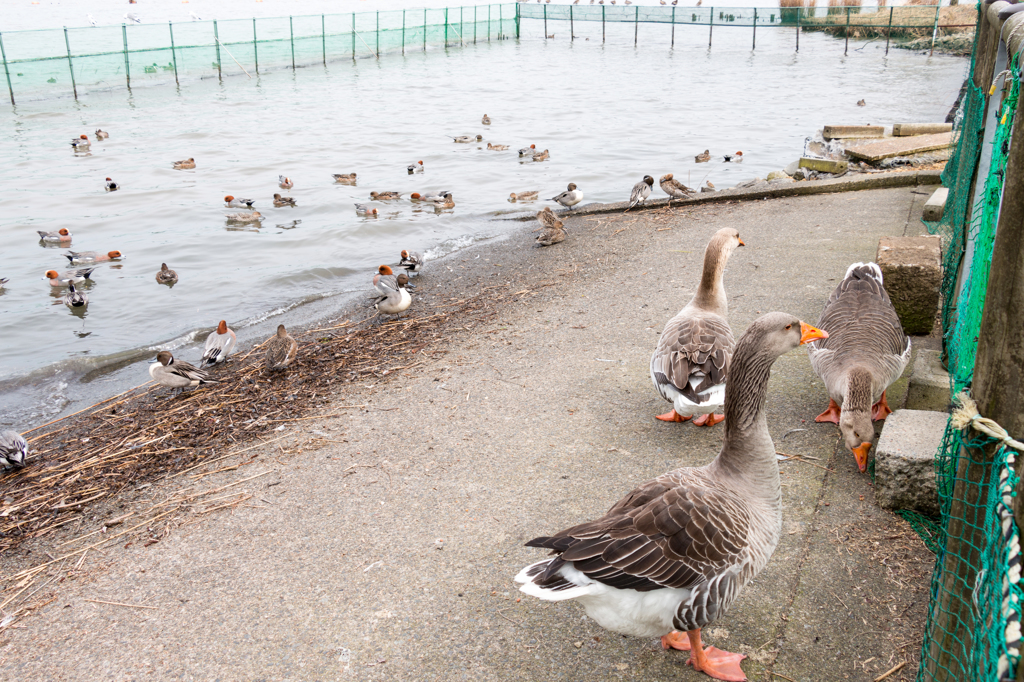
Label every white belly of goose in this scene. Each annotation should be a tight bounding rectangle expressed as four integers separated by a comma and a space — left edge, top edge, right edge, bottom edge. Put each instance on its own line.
652, 371, 725, 417
377, 288, 412, 315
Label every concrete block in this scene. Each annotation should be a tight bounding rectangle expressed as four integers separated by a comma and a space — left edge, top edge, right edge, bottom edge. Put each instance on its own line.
893, 122, 953, 136
906, 349, 951, 412
798, 157, 848, 174
784, 160, 800, 176
874, 409, 947, 516
923, 187, 949, 221
823, 125, 885, 140
876, 235, 943, 335
846, 132, 952, 162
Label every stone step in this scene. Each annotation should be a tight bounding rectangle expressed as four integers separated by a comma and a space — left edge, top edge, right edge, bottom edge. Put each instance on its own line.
822, 125, 885, 141
923, 187, 949, 221
798, 157, 849, 174
874, 409, 948, 516
846, 132, 953, 162
893, 122, 954, 137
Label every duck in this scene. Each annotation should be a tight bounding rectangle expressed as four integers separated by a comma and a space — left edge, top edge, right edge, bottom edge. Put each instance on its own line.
407, 161, 424, 174
104, 177, 119, 191
516, 312, 828, 682
723, 152, 744, 163
155, 263, 178, 285
70, 134, 91, 150
550, 182, 584, 210
355, 203, 378, 216
518, 144, 537, 157
807, 262, 911, 472
627, 175, 654, 210
124, 12, 141, 23
150, 351, 216, 391
0, 277, 8, 288
533, 208, 566, 247
201, 320, 236, 367
372, 265, 413, 316
451, 134, 483, 143
44, 268, 95, 287
0, 430, 28, 470
487, 143, 510, 151
370, 191, 402, 201
265, 324, 298, 370
532, 149, 550, 162
95, 129, 109, 140
660, 173, 695, 202
430, 192, 455, 210
672, 0, 679, 4
273, 193, 297, 207
64, 250, 123, 264
695, 150, 711, 163
278, 175, 293, 189
225, 211, 263, 222
333, 172, 358, 184
173, 157, 196, 170
63, 282, 88, 309
419, 191, 448, 203
651, 228, 745, 427
482, 114, 492, 125
37, 228, 73, 243
225, 195, 256, 209
857, 99, 866, 107
508, 191, 540, 202
399, 250, 427, 275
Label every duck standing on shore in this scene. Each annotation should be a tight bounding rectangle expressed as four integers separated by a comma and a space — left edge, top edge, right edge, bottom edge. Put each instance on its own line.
265, 325, 298, 370
808, 262, 910, 472
0, 430, 28, 470
627, 175, 654, 210
150, 351, 216, 392
155, 263, 178, 285
201, 320, 237, 367
372, 265, 413, 316
533, 208, 566, 247
516, 313, 828, 682
550, 183, 584, 210
651, 227, 744, 427
399, 250, 427, 276
660, 174, 695, 203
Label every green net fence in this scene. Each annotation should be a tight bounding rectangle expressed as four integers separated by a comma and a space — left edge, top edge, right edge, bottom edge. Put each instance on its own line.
915, 4, 1024, 679
0, 4, 517, 102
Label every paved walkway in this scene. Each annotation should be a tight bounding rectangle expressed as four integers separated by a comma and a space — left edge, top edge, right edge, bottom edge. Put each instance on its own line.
0, 186, 937, 681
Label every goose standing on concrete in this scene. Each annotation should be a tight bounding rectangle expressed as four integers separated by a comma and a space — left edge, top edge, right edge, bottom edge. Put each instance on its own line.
651, 228, 744, 427
150, 351, 216, 391
808, 262, 910, 472
0, 430, 28, 470
627, 175, 654, 210
265, 325, 298, 370
550, 183, 584, 210
201, 320, 237, 367
517, 313, 828, 682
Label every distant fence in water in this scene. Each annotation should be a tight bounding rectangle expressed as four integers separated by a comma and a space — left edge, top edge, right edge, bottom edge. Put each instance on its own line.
0, 4, 518, 104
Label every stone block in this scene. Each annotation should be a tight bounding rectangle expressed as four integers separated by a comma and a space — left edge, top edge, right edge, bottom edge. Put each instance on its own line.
876, 235, 943, 335
767, 170, 788, 181
846, 132, 952, 162
874, 409, 948, 516
906, 349, 951, 412
923, 187, 949, 221
893, 122, 954, 136
799, 157, 849, 174
823, 125, 885, 140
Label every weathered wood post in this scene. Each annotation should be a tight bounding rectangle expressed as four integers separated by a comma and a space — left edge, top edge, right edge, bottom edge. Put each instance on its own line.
671, 6, 676, 47
63, 27, 78, 100
570, 5, 574, 42
290, 16, 295, 70
122, 23, 131, 89
0, 32, 13, 105
169, 21, 179, 85
376, 11, 380, 57
885, 6, 893, 55
752, 8, 757, 50
322, 14, 326, 65
709, 8, 714, 48
844, 6, 850, 56
213, 20, 222, 79
253, 18, 259, 73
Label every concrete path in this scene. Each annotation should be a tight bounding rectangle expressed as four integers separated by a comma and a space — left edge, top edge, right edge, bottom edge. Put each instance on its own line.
0, 186, 938, 682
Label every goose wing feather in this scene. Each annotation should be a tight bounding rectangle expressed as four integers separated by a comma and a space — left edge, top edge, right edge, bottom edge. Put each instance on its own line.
651, 314, 735, 403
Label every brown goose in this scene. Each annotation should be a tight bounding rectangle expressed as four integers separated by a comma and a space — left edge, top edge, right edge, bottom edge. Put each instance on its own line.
650, 228, 744, 427
517, 313, 828, 682
808, 263, 910, 472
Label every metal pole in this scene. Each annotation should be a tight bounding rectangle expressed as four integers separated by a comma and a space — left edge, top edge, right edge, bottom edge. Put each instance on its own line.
844, 7, 850, 56
213, 20, 222, 79
402, 10, 406, 54
671, 6, 675, 48
253, 18, 259, 73
423, 9, 427, 51
322, 14, 326, 65
63, 27, 78, 100
570, 5, 574, 42
0, 32, 13, 105
752, 8, 757, 50
376, 11, 379, 58
543, 4, 547, 38
885, 6, 893, 55
635, 6, 639, 47
474, 6, 477, 44
446, 7, 449, 46
796, 24, 799, 52
122, 23, 131, 89
290, 16, 295, 70
709, 9, 714, 48
602, 5, 606, 43
489, 4, 492, 42
353, 13, 357, 60
169, 21, 179, 85
929, 5, 940, 56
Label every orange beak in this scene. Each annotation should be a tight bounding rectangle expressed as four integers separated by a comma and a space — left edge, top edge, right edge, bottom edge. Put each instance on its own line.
738, 238, 745, 246
852, 442, 872, 473
799, 322, 828, 345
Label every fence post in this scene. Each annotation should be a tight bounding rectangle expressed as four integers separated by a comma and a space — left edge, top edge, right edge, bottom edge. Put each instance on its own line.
253, 18, 259, 73
424, 9, 427, 51
322, 15, 326, 65
376, 11, 380, 57
844, 7, 850, 56
0, 32, 12, 105
709, 8, 714, 48
543, 4, 547, 38
489, 4, 492, 42
929, 5, 940, 56
515, 3, 520, 39
353, 13, 357, 60
474, 6, 477, 44
635, 6, 639, 47
402, 10, 406, 54
213, 20, 222, 79
290, 16, 295, 70
752, 8, 757, 50
603, 5, 606, 43
168, 21, 179, 85
883, 6, 893, 55
122, 23, 131, 89
500, 3, 504, 40
796, 22, 800, 52
63, 27, 78, 100
445, 7, 449, 46
671, 6, 676, 48
570, 5, 574, 42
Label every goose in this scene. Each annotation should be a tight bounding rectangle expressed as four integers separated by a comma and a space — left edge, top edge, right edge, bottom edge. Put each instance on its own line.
37, 228, 73, 243
104, 177, 119, 191
372, 265, 413, 316
399, 250, 426, 275
487, 143, 510, 151
550, 183, 584, 209
0, 430, 28, 470
44, 268, 95, 287
201, 320, 236, 367
407, 161, 424, 174
265, 324, 298, 370
95, 129, 109, 140
369, 191, 402, 201
173, 157, 195, 170
451, 134, 483, 143
225, 195, 256, 209
660, 173, 695, 203
482, 114, 492, 125
278, 175, 293, 189
518, 144, 537, 157
70, 134, 91, 150
63, 282, 88, 309
808, 262, 911, 472
509, 191, 539, 202
273, 193, 296, 207
355, 204, 378, 216
65, 250, 123, 264
225, 211, 263, 222
627, 175, 654, 210
333, 172, 358, 184
516, 312, 828, 682
150, 351, 215, 391
531, 149, 550, 162
155, 263, 178, 285
695, 150, 711, 163
651, 228, 744, 427
533, 208, 566, 247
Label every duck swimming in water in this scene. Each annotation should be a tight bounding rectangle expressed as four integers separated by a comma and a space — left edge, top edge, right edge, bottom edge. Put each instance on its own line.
65, 250, 123, 264
173, 157, 196, 170
278, 175, 293, 189
509, 191, 540, 202
273, 193, 297, 207
695, 150, 711, 163
38, 228, 72, 243
407, 161, 424, 174
370, 191, 402, 201
104, 177, 119, 191
225, 195, 256, 209
225, 211, 263, 222
44, 268, 95, 287
451, 134, 483, 144
71, 135, 91, 151
355, 203, 378, 216
155, 263, 178, 285
63, 282, 88, 310
333, 172, 357, 184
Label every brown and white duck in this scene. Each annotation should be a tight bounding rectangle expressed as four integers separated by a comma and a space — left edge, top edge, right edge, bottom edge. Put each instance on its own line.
265, 324, 298, 370
173, 157, 196, 170
517, 312, 828, 682
808, 262, 911, 472
660, 173, 695, 202
695, 149, 711, 163
650, 228, 744, 427
533, 208, 566, 247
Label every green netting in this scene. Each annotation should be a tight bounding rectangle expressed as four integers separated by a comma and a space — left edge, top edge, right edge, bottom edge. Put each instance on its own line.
0, 5, 517, 102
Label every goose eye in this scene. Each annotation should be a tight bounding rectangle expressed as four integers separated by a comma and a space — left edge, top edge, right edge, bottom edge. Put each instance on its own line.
785, 324, 792, 330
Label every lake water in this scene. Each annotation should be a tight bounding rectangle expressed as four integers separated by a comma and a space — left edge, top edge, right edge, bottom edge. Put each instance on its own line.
0, 1, 966, 431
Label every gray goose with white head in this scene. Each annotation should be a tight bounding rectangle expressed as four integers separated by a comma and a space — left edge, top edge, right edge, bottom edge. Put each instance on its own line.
808, 262, 910, 472
516, 313, 828, 682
